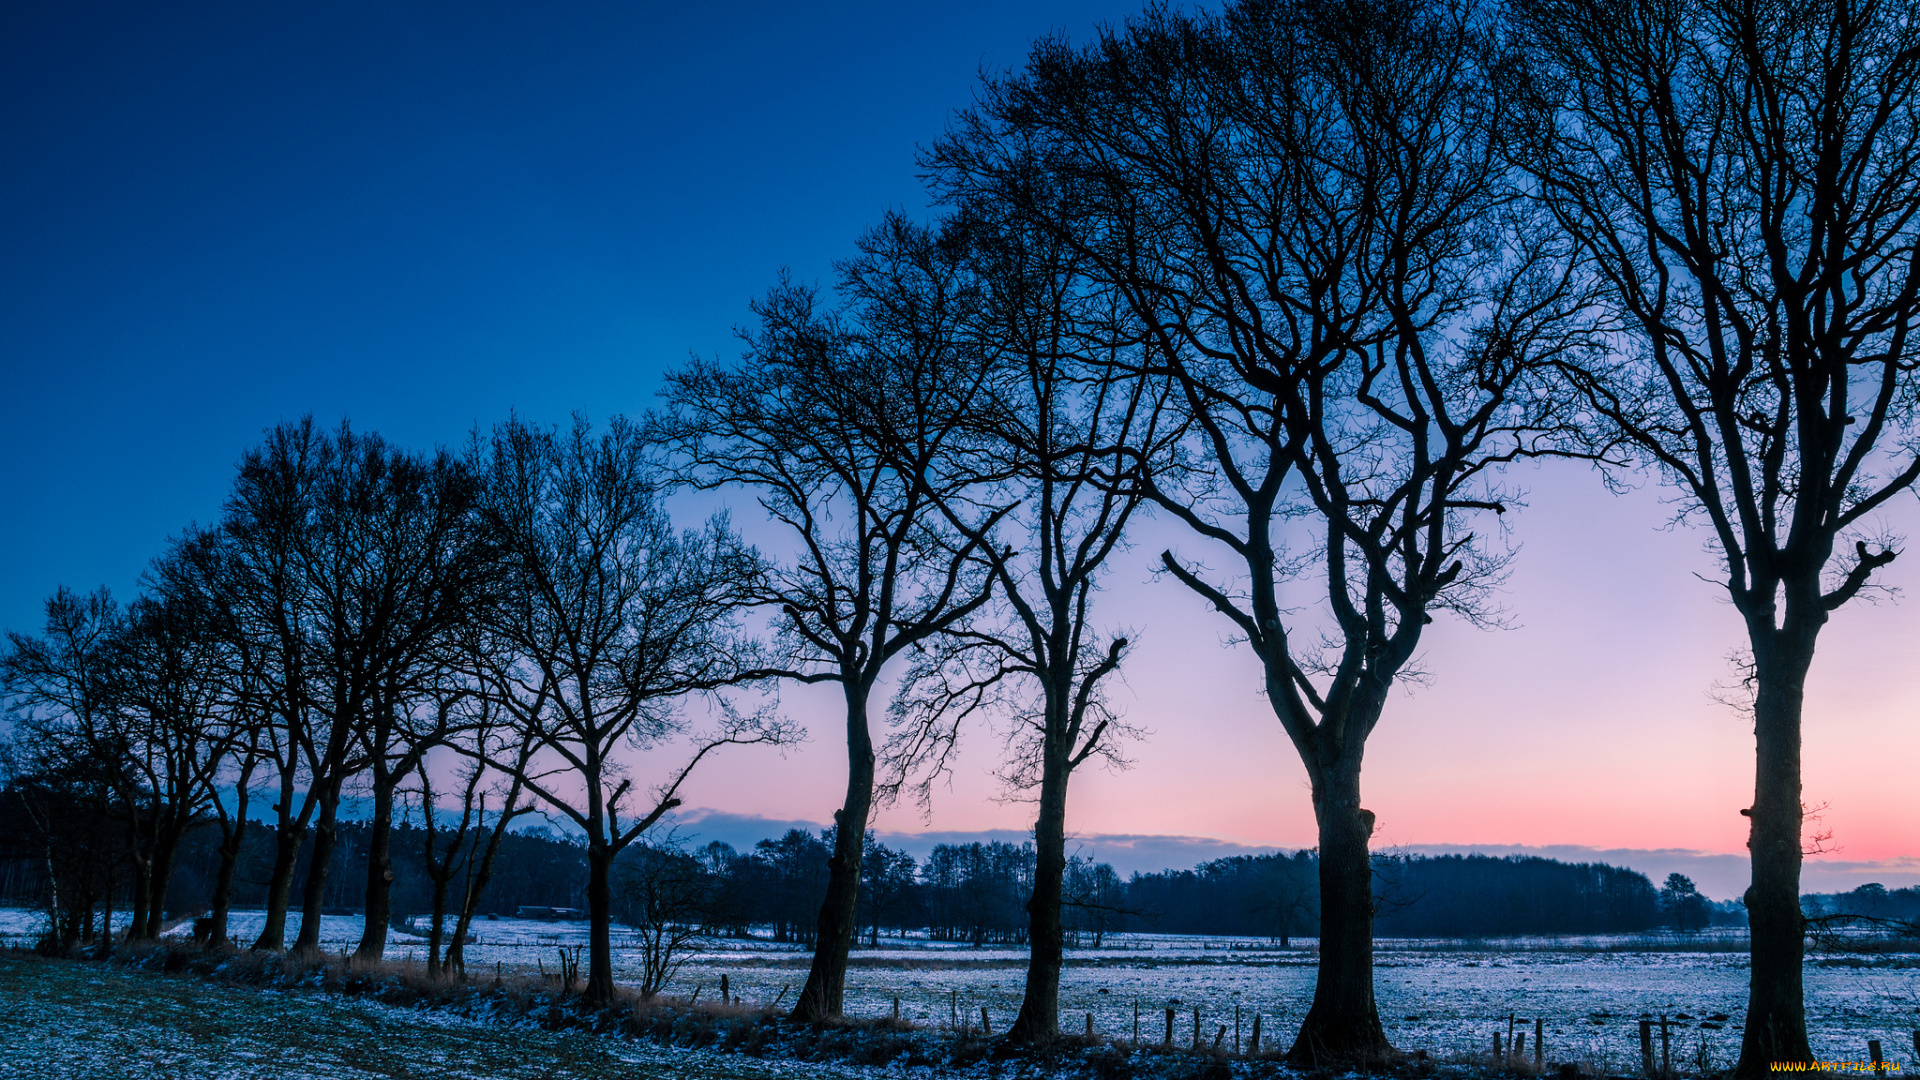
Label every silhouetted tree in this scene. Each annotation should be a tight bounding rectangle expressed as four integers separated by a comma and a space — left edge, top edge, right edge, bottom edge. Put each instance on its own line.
1660, 874, 1711, 932
469, 415, 789, 1005
885, 210, 1176, 1043
930, 0, 1595, 1060
613, 839, 715, 999
149, 526, 272, 949
1, 587, 140, 948
660, 216, 1004, 1020
99, 586, 230, 939
1507, 0, 1920, 1069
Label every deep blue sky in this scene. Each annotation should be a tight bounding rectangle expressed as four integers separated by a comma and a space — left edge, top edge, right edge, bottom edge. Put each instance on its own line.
0, 0, 1142, 633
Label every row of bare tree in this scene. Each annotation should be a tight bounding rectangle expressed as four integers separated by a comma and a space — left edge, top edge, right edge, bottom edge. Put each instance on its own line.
897, 0, 1920, 1073
4, 0, 1918, 1074
1, 417, 792, 1002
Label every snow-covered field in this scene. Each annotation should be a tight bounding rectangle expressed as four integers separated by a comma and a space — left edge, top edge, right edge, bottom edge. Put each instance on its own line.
0, 952, 878, 1080
5, 908, 1913, 1071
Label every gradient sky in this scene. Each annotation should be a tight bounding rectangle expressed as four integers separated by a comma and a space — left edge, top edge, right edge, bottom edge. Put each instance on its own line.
4, 1, 1915, 897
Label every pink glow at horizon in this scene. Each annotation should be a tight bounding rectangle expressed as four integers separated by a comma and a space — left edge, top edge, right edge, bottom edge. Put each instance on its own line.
664, 459, 1920, 869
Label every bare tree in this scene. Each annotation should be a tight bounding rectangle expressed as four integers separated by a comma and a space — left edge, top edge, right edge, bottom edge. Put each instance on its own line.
885, 212, 1176, 1043
218, 418, 495, 956
613, 838, 715, 999
469, 415, 789, 1005
930, 0, 1596, 1059
0, 585, 223, 945
147, 525, 272, 950
218, 419, 327, 951
1, 589, 129, 950
409, 716, 536, 979
100, 587, 230, 940
660, 216, 1005, 1021
1507, 0, 1920, 1070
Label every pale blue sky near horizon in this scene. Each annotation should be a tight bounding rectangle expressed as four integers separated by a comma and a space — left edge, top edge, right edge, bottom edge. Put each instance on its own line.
5, 1, 1917, 877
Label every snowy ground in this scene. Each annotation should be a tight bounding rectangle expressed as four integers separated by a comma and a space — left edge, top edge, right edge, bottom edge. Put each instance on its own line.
0, 952, 882, 1080
5, 908, 1914, 1071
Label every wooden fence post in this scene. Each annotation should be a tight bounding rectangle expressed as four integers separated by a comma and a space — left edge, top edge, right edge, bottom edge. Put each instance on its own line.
719, 974, 729, 1005
1660, 1015, 1671, 1076
1536, 1016, 1545, 1068
1494, 1033, 1503, 1062
981, 1005, 991, 1035
1193, 1005, 1201, 1050
1164, 1005, 1175, 1047
1868, 1040, 1883, 1074
1639, 1020, 1655, 1077
1087, 1012, 1094, 1038
1250, 1013, 1262, 1057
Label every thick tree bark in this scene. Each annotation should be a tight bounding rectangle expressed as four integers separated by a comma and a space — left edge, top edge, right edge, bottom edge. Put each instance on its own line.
127, 848, 152, 944
208, 816, 246, 949
253, 820, 302, 950
355, 771, 396, 961
584, 844, 615, 1003
293, 786, 341, 955
425, 860, 451, 978
791, 691, 875, 1022
1734, 634, 1816, 1077
145, 828, 183, 939
448, 813, 517, 979
1288, 755, 1391, 1066
1008, 736, 1070, 1044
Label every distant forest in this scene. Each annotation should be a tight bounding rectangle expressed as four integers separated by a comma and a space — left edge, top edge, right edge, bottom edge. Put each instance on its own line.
0, 794, 1743, 941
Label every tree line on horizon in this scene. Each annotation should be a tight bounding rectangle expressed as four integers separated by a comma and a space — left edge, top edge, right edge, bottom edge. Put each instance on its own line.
6, 0, 1920, 1072
0, 788, 1742, 945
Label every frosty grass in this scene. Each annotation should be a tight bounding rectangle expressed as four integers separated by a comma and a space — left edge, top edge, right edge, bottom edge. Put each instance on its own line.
2, 908, 1913, 1076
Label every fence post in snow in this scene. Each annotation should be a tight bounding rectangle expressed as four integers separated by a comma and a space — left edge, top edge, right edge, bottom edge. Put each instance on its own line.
1164, 1005, 1175, 1047
1249, 1013, 1262, 1057
1639, 1019, 1655, 1076
1535, 1016, 1544, 1068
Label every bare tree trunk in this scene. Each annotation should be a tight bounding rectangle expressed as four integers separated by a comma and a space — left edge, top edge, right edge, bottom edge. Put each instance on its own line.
1288, 754, 1390, 1065
584, 843, 615, 1003
127, 849, 152, 944
425, 861, 450, 978
448, 809, 519, 979
293, 786, 340, 955
355, 769, 396, 961
1736, 636, 1816, 1077
208, 816, 245, 948
253, 820, 301, 950
792, 692, 874, 1022
1008, 738, 1069, 1044
145, 827, 184, 939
